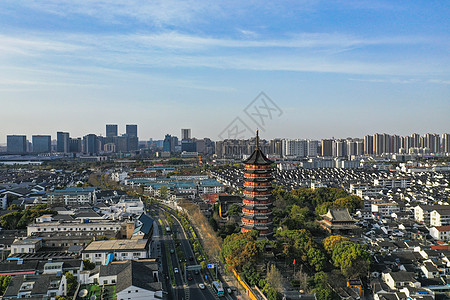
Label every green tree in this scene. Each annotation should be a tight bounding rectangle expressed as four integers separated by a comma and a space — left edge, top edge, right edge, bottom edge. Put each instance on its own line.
307, 247, 326, 272
323, 235, 350, 253
220, 233, 258, 272
227, 204, 242, 217
332, 241, 370, 279
159, 185, 169, 199
65, 272, 78, 295
83, 259, 96, 270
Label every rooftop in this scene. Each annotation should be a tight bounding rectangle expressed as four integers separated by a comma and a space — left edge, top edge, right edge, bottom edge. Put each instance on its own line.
83, 239, 148, 252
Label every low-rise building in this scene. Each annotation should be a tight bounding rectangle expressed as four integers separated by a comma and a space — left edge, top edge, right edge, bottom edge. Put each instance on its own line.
430, 207, 450, 227
429, 226, 450, 241
82, 239, 150, 265
371, 202, 400, 217
48, 187, 97, 206
27, 220, 134, 239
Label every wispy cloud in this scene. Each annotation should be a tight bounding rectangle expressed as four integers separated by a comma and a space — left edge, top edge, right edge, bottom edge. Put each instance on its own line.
0, 31, 446, 77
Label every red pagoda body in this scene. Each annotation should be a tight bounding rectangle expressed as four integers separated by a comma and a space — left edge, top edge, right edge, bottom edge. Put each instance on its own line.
241, 132, 273, 236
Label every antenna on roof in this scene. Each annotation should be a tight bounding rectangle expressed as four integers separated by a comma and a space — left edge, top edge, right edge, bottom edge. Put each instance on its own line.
256, 129, 260, 150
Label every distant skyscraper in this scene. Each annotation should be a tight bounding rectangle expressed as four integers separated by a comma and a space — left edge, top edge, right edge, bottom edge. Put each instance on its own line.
83, 134, 98, 155
7, 135, 27, 154
443, 133, 450, 153
32, 135, 51, 153
126, 124, 137, 137
106, 124, 118, 137
163, 134, 172, 153
181, 129, 191, 140
57, 132, 70, 153
321, 139, 333, 157
364, 135, 374, 155
69, 138, 82, 153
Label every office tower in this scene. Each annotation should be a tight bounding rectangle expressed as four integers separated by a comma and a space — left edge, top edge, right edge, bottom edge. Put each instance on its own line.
69, 138, 82, 153
163, 135, 172, 153
114, 136, 128, 153
126, 124, 137, 137
57, 132, 70, 153
83, 134, 98, 155
171, 136, 179, 153
106, 124, 118, 137
195, 138, 215, 155
321, 139, 333, 157
443, 133, 450, 153
32, 135, 51, 153
181, 140, 196, 152
364, 135, 374, 155
181, 129, 191, 140
7, 135, 27, 154
125, 125, 138, 151
241, 131, 273, 237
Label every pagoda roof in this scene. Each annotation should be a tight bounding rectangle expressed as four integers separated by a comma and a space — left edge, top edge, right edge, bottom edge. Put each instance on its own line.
243, 130, 273, 165
243, 149, 273, 165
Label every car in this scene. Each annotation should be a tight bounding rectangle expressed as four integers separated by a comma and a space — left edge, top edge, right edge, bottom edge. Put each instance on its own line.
170, 249, 174, 254
174, 268, 179, 273
199, 283, 205, 290
194, 270, 199, 275
227, 287, 232, 294
188, 275, 193, 281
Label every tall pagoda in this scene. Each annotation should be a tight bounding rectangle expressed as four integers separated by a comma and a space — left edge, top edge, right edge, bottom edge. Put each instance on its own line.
241, 130, 274, 236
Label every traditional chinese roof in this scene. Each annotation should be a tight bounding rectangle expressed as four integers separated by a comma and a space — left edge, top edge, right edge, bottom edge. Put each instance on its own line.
243, 130, 273, 165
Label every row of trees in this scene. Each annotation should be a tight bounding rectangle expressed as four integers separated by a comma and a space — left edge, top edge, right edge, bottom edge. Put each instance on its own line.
0, 204, 56, 230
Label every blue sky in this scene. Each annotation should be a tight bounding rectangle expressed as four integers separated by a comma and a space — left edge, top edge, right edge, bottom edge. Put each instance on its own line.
0, 0, 449, 143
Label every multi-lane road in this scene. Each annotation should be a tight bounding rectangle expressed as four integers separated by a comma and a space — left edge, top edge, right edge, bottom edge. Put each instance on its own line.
149, 205, 225, 300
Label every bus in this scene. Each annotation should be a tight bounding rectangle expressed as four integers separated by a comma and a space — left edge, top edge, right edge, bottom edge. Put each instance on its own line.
212, 281, 225, 297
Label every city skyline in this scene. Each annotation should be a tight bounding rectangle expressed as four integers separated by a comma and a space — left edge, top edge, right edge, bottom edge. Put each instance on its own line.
0, 1, 449, 143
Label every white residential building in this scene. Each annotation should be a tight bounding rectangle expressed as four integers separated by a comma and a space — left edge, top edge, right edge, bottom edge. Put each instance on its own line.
429, 226, 450, 241
430, 208, 450, 227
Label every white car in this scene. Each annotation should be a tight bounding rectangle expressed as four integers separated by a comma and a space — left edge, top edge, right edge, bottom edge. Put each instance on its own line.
174, 268, 179, 273
199, 283, 205, 290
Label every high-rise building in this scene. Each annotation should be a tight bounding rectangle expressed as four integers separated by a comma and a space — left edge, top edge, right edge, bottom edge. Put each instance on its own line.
282, 139, 307, 157
7, 135, 27, 154
373, 133, 384, 155
181, 129, 191, 140
83, 134, 98, 155
424, 133, 440, 153
269, 139, 283, 156
241, 131, 273, 237
364, 135, 374, 155
321, 139, 333, 157
307, 140, 319, 157
443, 133, 450, 153
126, 125, 137, 137
333, 139, 346, 157
114, 136, 129, 153
163, 135, 172, 153
32, 135, 51, 153
106, 124, 118, 137
69, 138, 82, 153
57, 132, 70, 153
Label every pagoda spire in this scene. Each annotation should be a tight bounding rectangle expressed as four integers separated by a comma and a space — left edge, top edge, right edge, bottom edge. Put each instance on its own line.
256, 129, 260, 150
